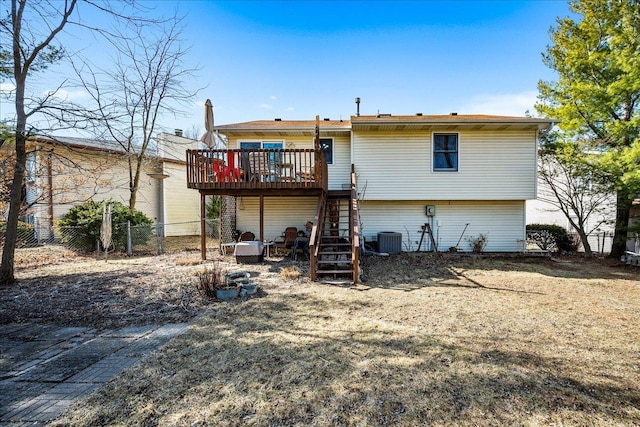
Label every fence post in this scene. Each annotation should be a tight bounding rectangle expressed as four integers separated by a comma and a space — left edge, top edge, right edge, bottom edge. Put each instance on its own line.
156, 222, 164, 255
126, 220, 132, 256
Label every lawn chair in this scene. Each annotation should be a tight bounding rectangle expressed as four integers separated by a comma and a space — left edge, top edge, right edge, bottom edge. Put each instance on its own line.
249, 151, 278, 182
239, 231, 256, 241
273, 227, 297, 255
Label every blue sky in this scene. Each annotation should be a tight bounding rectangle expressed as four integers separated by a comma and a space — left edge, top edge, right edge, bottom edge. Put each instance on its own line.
177, 0, 571, 130
1, 0, 572, 137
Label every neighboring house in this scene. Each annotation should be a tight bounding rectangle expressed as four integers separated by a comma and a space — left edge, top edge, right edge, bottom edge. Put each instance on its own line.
526, 181, 616, 253
187, 113, 554, 282
5, 130, 201, 238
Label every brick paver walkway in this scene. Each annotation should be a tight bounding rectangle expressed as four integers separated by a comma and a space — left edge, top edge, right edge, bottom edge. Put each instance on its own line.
0, 323, 189, 426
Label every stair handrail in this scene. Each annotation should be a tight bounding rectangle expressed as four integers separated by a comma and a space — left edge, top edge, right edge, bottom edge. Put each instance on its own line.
350, 164, 359, 284
309, 192, 326, 281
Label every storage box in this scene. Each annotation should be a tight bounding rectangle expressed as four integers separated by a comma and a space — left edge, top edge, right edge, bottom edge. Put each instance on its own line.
235, 241, 264, 263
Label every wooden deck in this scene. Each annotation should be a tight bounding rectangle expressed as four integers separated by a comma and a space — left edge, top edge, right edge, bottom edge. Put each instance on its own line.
186, 149, 328, 196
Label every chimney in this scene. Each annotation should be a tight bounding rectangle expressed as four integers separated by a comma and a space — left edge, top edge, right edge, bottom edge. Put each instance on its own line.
174, 129, 183, 137
355, 97, 361, 117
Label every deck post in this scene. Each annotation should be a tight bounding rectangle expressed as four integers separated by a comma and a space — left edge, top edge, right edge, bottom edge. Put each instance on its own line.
259, 195, 264, 241
200, 193, 206, 260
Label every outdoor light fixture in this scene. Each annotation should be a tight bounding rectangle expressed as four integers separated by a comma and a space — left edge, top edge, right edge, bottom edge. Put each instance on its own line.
147, 172, 170, 180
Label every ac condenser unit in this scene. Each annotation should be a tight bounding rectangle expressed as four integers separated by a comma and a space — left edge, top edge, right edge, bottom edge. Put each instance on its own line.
377, 231, 402, 254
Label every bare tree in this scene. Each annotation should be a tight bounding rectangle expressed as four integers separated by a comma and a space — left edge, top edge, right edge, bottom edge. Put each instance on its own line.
0, 0, 80, 285
184, 124, 202, 141
75, 17, 200, 209
0, 0, 178, 285
537, 138, 615, 255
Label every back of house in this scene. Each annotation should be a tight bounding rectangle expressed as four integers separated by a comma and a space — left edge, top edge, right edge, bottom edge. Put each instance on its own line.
213, 113, 553, 253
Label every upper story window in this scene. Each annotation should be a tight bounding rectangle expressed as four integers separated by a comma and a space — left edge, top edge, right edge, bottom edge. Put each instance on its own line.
433, 133, 458, 172
319, 138, 333, 165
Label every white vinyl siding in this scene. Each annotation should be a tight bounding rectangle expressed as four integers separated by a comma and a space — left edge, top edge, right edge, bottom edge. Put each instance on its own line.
236, 196, 319, 241
359, 200, 525, 252
162, 162, 202, 236
352, 130, 537, 200
46, 151, 159, 222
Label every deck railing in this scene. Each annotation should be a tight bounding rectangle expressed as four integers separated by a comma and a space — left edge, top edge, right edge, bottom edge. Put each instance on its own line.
186, 149, 327, 192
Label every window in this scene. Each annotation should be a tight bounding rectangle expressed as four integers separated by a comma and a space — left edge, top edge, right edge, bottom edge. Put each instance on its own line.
433, 133, 458, 171
240, 141, 283, 150
240, 141, 284, 170
319, 138, 333, 164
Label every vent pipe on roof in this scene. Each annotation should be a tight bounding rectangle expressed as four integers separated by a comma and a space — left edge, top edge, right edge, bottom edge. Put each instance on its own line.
450, 112, 458, 116
323, 118, 330, 121
416, 113, 423, 116
174, 129, 183, 136
355, 97, 361, 117
274, 118, 282, 121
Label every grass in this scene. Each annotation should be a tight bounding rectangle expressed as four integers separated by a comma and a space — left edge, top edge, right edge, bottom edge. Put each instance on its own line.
52, 254, 639, 426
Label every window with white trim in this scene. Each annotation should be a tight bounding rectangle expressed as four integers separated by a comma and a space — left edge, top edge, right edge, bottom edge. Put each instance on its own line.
319, 138, 333, 165
433, 133, 458, 171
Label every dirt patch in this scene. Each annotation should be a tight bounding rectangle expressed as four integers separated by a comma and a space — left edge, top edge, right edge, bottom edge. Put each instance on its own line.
4, 247, 640, 426
1, 246, 300, 329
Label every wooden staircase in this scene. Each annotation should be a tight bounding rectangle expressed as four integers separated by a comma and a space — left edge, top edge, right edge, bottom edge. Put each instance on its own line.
309, 166, 360, 284
315, 191, 354, 281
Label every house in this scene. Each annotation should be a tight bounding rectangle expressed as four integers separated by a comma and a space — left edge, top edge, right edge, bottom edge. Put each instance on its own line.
526, 182, 616, 253
187, 113, 555, 282
3, 130, 201, 239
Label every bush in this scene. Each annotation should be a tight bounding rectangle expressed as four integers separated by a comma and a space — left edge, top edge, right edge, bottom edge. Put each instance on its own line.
465, 233, 488, 253
526, 224, 578, 253
57, 200, 153, 252
196, 262, 226, 298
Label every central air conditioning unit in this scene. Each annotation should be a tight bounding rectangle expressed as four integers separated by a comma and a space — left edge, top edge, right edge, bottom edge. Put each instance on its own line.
377, 231, 402, 254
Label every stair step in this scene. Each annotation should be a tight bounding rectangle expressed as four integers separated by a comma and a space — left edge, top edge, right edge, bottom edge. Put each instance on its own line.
319, 251, 352, 256
317, 260, 352, 265
316, 269, 353, 275
318, 279, 354, 285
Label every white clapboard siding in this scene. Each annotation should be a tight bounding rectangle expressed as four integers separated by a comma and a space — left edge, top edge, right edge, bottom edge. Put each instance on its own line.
48, 151, 160, 223
236, 196, 320, 241
359, 200, 525, 252
162, 162, 202, 236
328, 135, 352, 190
353, 129, 537, 201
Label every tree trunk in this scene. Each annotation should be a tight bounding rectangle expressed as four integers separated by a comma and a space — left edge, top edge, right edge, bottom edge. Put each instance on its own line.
610, 190, 632, 259
576, 228, 593, 256
0, 132, 26, 285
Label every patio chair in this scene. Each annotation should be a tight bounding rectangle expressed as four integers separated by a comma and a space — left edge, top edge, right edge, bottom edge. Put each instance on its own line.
249, 151, 277, 182
297, 167, 315, 183
273, 227, 297, 255
239, 231, 256, 241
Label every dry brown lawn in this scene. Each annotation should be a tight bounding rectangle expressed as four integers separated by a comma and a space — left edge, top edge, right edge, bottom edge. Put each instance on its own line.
4, 247, 639, 426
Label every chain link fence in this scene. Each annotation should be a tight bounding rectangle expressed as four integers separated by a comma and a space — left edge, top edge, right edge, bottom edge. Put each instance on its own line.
1, 218, 221, 256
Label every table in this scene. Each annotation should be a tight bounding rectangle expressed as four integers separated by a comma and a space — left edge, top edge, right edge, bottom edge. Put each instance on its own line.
263, 241, 274, 257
